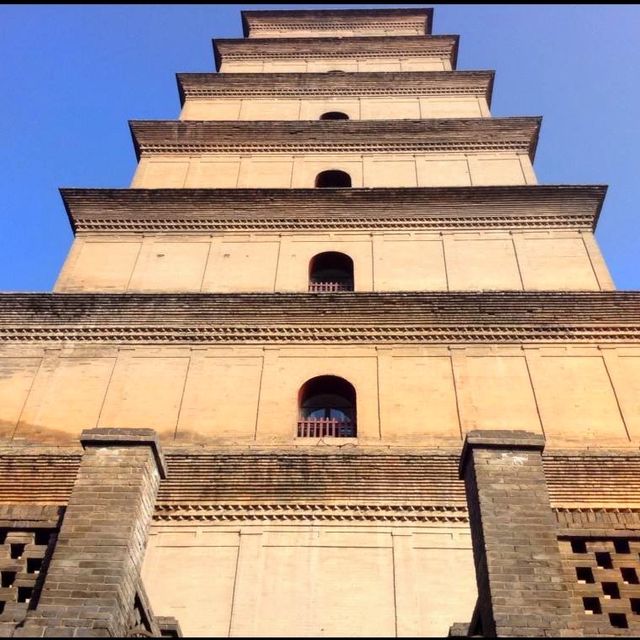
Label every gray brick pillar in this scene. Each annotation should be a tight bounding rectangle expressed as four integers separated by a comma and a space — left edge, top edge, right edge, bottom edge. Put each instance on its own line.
17, 428, 167, 638
459, 430, 575, 637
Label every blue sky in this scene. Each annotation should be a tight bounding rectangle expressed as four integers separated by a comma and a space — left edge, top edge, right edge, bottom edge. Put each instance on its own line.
1, 4, 639, 291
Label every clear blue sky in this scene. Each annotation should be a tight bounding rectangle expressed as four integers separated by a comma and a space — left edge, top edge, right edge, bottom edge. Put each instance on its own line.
2, 4, 639, 291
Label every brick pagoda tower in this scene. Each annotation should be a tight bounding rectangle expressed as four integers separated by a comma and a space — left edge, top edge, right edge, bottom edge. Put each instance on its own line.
1, 7, 639, 638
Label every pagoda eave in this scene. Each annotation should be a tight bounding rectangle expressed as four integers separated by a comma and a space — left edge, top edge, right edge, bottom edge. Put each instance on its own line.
2, 292, 640, 346
176, 70, 495, 105
60, 185, 607, 235
128, 116, 541, 161
240, 8, 434, 38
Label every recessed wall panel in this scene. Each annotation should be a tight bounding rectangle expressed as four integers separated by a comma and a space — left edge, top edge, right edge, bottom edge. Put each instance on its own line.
57, 241, 140, 292
444, 236, 522, 290
177, 356, 262, 441
17, 357, 114, 442
143, 535, 238, 637
515, 236, 600, 290
454, 355, 542, 433
202, 241, 279, 292
0, 358, 41, 439
375, 239, 446, 291
528, 354, 628, 443
128, 242, 210, 292
98, 355, 190, 437
384, 356, 460, 440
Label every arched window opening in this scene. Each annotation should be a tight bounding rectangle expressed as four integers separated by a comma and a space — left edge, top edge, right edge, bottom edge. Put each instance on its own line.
309, 251, 354, 292
315, 170, 351, 188
298, 376, 356, 438
320, 111, 349, 120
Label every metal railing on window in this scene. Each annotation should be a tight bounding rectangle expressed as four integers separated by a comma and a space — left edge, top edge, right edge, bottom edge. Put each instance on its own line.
308, 281, 353, 292
297, 417, 356, 438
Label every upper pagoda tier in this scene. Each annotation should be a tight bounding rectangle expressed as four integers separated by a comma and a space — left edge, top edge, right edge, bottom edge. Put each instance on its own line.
177, 70, 493, 103
241, 8, 433, 39
213, 35, 458, 73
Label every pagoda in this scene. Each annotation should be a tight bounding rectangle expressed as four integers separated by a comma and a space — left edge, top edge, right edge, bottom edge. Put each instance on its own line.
1, 7, 640, 638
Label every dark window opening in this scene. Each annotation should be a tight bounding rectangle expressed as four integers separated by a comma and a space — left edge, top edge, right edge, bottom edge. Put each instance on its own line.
571, 539, 587, 554
602, 582, 620, 599
315, 170, 351, 188
583, 597, 602, 615
1, 571, 16, 588
320, 111, 349, 120
10, 544, 25, 560
595, 552, 613, 569
27, 558, 43, 574
609, 613, 628, 629
309, 252, 354, 292
576, 567, 595, 584
614, 538, 630, 554
17, 587, 33, 604
34, 530, 51, 546
298, 375, 356, 437
622, 568, 639, 584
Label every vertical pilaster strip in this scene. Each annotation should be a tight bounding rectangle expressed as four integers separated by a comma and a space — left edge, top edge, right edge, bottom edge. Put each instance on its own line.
17, 428, 167, 638
458, 430, 575, 637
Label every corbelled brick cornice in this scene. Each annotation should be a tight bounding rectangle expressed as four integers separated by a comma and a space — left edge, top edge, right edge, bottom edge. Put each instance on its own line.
129, 117, 541, 159
1, 292, 639, 344
176, 70, 494, 103
60, 185, 606, 234
241, 8, 433, 38
212, 35, 459, 71
1, 447, 639, 513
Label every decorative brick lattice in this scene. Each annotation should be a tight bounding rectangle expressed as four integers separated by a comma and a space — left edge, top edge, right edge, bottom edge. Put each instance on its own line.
0, 528, 56, 624
560, 537, 640, 635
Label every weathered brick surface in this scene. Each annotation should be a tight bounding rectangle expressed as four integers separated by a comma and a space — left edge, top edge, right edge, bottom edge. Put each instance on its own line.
459, 430, 576, 637
2, 446, 640, 509
2, 291, 640, 330
129, 117, 541, 159
177, 70, 491, 100
17, 429, 165, 637
60, 185, 606, 234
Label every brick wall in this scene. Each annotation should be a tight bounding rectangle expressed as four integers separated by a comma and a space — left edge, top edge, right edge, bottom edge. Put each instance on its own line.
12, 429, 168, 638
459, 430, 575, 637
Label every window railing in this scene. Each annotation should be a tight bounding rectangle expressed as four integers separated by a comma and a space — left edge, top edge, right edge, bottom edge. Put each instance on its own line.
308, 281, 353, 292
297, 417, 356, 438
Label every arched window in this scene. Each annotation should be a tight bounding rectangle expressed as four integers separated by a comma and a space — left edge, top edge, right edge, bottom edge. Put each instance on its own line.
320, 111, 349, 120
315, 170, 351, 188
298, 375, 356, 437
309, 252, 354, 292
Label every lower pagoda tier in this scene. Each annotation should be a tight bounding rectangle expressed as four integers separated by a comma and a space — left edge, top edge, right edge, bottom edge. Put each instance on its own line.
1, 291, 639, 452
